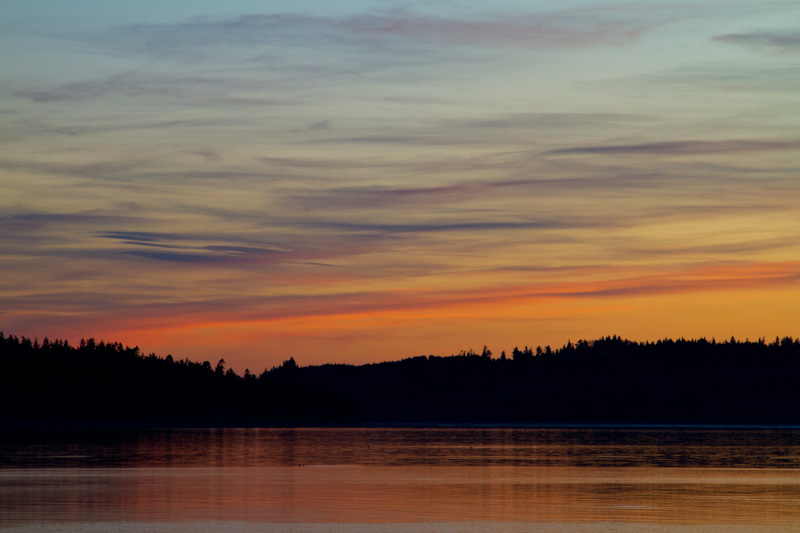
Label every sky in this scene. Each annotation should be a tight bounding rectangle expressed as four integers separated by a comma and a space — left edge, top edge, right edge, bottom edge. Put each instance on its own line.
1, 0, 799, 373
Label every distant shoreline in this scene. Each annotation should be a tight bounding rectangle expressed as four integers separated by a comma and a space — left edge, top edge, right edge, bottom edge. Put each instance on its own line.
4, 333, 800, 427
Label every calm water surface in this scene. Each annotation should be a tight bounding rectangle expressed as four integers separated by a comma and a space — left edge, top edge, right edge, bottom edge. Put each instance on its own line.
2, 427, 800, 532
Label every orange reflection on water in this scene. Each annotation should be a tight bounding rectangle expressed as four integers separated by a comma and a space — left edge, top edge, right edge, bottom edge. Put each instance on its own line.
6, 428, 800, 527
6, 465, 800, 526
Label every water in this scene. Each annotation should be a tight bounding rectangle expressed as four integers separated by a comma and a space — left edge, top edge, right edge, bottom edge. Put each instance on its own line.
2, 427, 800, 531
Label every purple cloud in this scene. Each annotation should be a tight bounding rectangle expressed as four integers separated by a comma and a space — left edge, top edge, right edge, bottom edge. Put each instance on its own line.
344, 12, 648, 49
74, 8, 663, 61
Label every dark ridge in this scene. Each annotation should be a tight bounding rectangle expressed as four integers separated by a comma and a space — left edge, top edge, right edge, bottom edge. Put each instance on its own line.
2, 332, 800, 426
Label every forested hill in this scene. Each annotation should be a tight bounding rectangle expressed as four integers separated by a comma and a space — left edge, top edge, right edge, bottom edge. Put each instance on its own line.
3, 332, 800, 426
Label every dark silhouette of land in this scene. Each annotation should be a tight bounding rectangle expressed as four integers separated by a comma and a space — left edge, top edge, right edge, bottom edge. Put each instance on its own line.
2, 331, 800, 426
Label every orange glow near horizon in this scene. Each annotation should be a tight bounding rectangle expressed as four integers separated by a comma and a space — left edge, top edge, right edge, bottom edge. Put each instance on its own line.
69, 259, 800, 371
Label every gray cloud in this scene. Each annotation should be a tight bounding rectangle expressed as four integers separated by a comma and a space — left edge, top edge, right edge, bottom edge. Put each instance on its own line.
281, 164, 790, 212
97, 231, 292, 265
123, 251, 227, 263
592, 62, 800, 98
9, 72, 292, 106
291, 112, 645, 149
714, 30, 800, 52
307, 218, 589, 235
546, 139, 800, 156
309, 135, 441, 145
256, 154, 495, 174
461, 112, 644, 129
287, 183, 481, 210
308, 120, 330, 130
46, 118, 247, 137
0, 213, 146, 239
0, 154, 314, 188
552, 268, 800, 299
97, 231, 174, 243
2, 213, 306, 267
11, 73, 207, 103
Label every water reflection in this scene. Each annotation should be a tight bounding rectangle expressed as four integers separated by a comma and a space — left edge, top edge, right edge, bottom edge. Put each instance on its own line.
3, 427, 800, 528
3, 427, 800, 469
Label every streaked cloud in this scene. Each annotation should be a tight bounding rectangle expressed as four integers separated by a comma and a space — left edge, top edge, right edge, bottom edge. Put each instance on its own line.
311, 219, 578, 235
714, 30, 800, 52
460, 112, 644, 129
76, 9, 661, 61
6, 259, 799, 343
99, 231, 288, 265
547, 139, 800, 156
342, 11, 652, 49
8, 72, 292, 106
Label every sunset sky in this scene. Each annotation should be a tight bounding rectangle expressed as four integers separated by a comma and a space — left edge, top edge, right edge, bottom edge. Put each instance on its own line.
2, 1, 799, 372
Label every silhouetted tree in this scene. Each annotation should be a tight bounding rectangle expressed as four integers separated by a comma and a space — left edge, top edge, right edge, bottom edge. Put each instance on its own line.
4, 331, 800, 426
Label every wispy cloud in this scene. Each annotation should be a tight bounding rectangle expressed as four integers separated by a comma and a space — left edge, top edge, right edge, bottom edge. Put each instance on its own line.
78, 9, 659, 61
714, 30, 800, 52
460, 112, 644, 129
628, 64, 800, 95
308, 120, 330, 131
546, 139, 800, 156
343, 11, 651, 49
99, 231, 289, 265
547, 261, 800, 299
44, 118, 248, 137
8, 72, 292, 106
312, 219, 579, 235
0, 213, 145, 239
8, 259, 799, 340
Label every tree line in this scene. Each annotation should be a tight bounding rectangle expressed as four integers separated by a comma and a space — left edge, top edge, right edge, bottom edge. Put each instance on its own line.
2, 331, 800, 426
